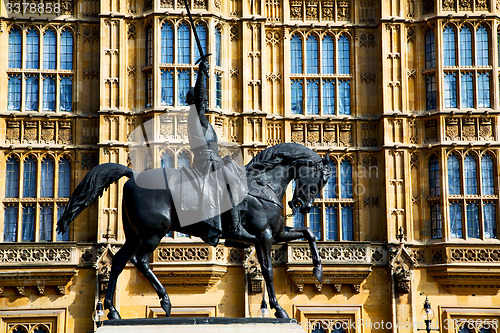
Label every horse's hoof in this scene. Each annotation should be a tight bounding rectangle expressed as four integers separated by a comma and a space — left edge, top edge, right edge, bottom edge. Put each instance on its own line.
313, 267, 323, 283
161, 299, 171, 317
274, 308, 289, 319
107, 310, 121, 320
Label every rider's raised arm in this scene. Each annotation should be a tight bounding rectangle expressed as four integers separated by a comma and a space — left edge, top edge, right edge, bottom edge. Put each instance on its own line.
194, 58, 209, 111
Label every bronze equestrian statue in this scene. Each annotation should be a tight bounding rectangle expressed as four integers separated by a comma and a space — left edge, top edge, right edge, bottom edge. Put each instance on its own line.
57, 7, 331, 319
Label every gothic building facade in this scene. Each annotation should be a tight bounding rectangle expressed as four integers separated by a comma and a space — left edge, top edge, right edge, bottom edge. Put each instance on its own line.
0, 0, 499, 332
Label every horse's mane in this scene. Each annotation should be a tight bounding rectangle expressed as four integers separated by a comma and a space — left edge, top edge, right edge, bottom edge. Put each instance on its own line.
245, 143, 322, 176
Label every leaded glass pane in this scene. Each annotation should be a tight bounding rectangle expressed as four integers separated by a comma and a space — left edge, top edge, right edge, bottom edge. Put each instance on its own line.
145, 25, 153, 65
8, 75, 21, 111
161, 23, 174, 63
43, 75, 56, 111
341, 205, 353, 240
40, 205, 53, 241
323, 80, 335, 114
307, 79, 319, 115
430, 204, 442, 239
465, 154, 478, 195
9, 28, 22, 69
461, 72, 474, 108
325, 205, 337, 240
23, 157, 37, 198
57, 204, 69, 241
450, 202, 463, 238
177, 70, 190, 106
322, 35, 334, 74
22, 205, 35, 242
309, 206, 321, 240
429, 155, 440, 197
59, 157, 71, 198
444, 72, 457, 108
291, 80, 303, 114
476, 25, 489, 66
478, 72, 491, 108
340, 160, 352, 198
291, 34, 302, 74
425, 30, 435, 69
216, 74, 222, 108
338, 35, 350, 74
60, 76, 72, 111
466, 202, 480, 238
4, 205, 18, 242
43, 28, 56, 69
425, 75, 436, 110
178, 23, 190, 64
215, 27, 222, 67
481, 154, 495, 195
161, 70, 174, 106
443, 26, 456, 66
293, 212, 304, 228
460, 26, 472, 66
306, 35, 318, 74
41, 158, 54, 198
6, 156, 20, 198
178, 152, 191, 168
25, 75, 39, 111
195, 24, 208, 63
338, 80, 350, 115
26, 29, 39, 69
484, 202, 497, 239
60, 30, 73, 70
161, 151, 174, 168
448, 154, 461, 195
324, 161, 336, 198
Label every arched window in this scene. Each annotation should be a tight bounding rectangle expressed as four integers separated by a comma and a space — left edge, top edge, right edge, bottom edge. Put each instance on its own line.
325, 205, 337, 240
39, 204, 53, 241
43, 28, 56, 69
322, 35, 334, 74
42, 75, 56, 111
58, 157, 71, 198
459, 26, 472, 66
178, 151, 191, 168
338, 35, 350, 74
324, 161, 337, 198
161, 23, 174, 64
341, 205, 353, 240
428, 155, 440, 197
12, 326, 28, 333
306, 79, 319, 114
449, 202, 463, 238
425, 75, 436, 110
215, 26, 222, 67
22, 204, 35, 241
476, 25, 489, 66
25, 75, 39, 111
481, 154, 495, 195
33, 325, 50, 333
8, 75, 21, 111
323, 80, 335, 114
9, 27, 22, 69
145, 25, 153, 66
177, 70, 190, 106
461, 72, 474, 108
23, 156, 37, 198
340, 160, 352, 198
309, 206, 321, 240
424, 30, 435, 69
57, 204, 69, 241
41, 157, 55, 197
60, 29, 73, 70
177, 23, 190, 64
215, 73, 222, 108
464, 154, 478, 195
338, 81, 350, 115
443, 25, 456, 66
26, 28, 39, 69
444, 72, 457, 108
291, 80, 303, 114
291, 34, 303, 74
466, 202, 480, 238
60, 76, 72, 111
306, 35, 318, 74
477, 72, 491, 108
196, 23, 208, 63
145, 73, 152, 108
161, 70, 174, 106
161, 151, 174, 168
6, 156, 20, 198
448, 154, 461, 195
4, 205, 18, 242
430, 204, 442, 239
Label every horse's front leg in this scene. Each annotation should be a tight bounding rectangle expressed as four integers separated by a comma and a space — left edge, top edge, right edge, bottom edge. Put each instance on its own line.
254, 229, 289, 319
275, 227, 323, 283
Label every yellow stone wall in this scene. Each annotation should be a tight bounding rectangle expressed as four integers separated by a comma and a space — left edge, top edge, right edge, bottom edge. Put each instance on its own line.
0, 0, 499, 332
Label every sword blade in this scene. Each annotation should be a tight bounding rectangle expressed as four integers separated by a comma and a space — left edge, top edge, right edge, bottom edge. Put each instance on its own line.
182, 0, 204, 61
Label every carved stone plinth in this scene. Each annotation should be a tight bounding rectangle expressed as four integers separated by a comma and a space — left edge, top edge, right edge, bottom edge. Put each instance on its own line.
98, 318, 303, 333
152, 265, 227, 292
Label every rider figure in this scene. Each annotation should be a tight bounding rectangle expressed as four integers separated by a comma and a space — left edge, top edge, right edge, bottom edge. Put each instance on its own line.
186, 57, 254, 242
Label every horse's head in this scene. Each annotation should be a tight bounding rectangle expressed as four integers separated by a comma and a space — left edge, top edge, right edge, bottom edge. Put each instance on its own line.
289, 155, 332, 215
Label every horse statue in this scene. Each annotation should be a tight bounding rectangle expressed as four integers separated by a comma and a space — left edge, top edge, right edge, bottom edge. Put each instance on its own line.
57, 142, 331, 319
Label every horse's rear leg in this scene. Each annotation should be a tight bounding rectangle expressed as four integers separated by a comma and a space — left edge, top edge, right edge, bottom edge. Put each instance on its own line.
133, 236, 171, 317
255, 229, 289, 319
104, 240, 139, 319
275, 227, 323, 283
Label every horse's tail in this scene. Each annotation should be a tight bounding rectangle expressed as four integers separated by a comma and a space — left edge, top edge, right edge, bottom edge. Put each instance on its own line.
57, 163, 134, 234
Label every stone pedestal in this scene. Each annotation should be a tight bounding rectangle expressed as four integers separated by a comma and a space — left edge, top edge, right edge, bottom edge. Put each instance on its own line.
97, 318, 304, 333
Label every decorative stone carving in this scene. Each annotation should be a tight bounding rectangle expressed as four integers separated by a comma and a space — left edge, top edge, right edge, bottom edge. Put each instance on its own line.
127, 23, 136, 39
157, 247, 210, 261
290, 0, 303, 19
265, 30, 281, 46
364, 196, 379, 207
323, 124, 336, 144
394, 265, 411, 294
479, 118, 493, 140
424, 119, 437, 142
337, 0, 350, 20
230, 25, 238, 41
442, 0, 455, 10
445, 118, 459, 141
371, 249, 384, 263
160, 0, 173, 7
305, 0, 319, 20
41, 122, 55, 143
423, 0, 435, 13
292, 245, 367, 262
462, 118, 476, 141
322, 0, 334, 19
194, 0, 207, 9
81, 153, 98, 170
160, 115, 174, 139
58, 121, 72, 144
247, 256, 263, 294
307, 124, 320, 145
23, 121, 38, 143
291, 124, 304, 143
0, 247, 72, 263
6, 120, 20, 143
459, 0, 472, 10
360, 73, 376, 83
450, 248, 500, 262
339, 124, 352, 147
